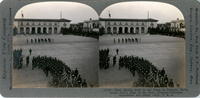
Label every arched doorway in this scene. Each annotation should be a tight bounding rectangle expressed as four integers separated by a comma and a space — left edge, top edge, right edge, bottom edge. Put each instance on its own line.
43, 27, 47, 34
136, 27, 139, 34
141, 27, 145, 34
31, 27, 35, 34
26, 27, 30, 34
125, 27, 128, 34
93, 23, 96, 28
49, 27, 52, 34
107, 27, 111, 34
130, 27, 134, 34
37, 27, 41, 34
54, 27, 57, 34
20, 27, 24, 34
119, 27, 123, 34
113, 27, 117, 34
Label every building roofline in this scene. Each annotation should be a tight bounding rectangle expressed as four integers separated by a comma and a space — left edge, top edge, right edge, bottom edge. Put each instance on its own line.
14, 18, 71, 22
84, 19, 99, 22
171, 20, 185, 22
99, 18, 158, 22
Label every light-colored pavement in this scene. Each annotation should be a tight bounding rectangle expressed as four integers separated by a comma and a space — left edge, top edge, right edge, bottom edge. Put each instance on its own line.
13, 34, 185, 88
99, 34, 185, 88
13, 34, 99, 88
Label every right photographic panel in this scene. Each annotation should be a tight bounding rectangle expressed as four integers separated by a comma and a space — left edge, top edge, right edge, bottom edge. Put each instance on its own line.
98, 1, 185, 88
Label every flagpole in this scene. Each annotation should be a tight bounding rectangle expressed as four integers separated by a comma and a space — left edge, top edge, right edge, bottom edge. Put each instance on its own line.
21, 10, 24, 18
147, 11, 149, 33
60, 12, 62, 19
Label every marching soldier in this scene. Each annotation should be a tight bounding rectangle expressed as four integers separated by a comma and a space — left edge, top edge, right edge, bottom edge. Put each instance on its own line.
75, 68, 79, 78
38, 38, 40, 43
164, 75, 169, 87
113, 55, 116, 67
116, 48, 119, 55
161, 68, 165, 77
29, 48, 32, 55
82, 79, 87, 88
114, 38, 115, 43
26, 56, 29, 67
32, 56, 35, 70
77, 75, 82, 86
132, 38, 134, 42
168, 79, 174, 87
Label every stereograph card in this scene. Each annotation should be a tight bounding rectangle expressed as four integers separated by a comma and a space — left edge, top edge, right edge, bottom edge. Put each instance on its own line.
0, 0, 200, 97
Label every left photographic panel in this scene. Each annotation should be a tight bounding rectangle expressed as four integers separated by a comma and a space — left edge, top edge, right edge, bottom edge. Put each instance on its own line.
13, 2, 99, 88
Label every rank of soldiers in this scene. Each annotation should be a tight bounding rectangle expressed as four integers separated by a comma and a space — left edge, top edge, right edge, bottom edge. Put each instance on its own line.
13, 49, 23, 69
32, 55, 87, 88
99, 49, 110, 69
114, 38, 141, 43
27, 38, 54, 44
119, 55, 175, 87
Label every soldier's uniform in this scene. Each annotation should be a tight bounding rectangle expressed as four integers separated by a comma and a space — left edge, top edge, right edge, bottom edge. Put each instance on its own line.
75, 68, 79, 78
77, 75, 82, 86
116, 48, 119, 55
26, 56, 29, 67
164, 75, 169, 87
168, 79, 174, 87
29, 49, 32, 55
82, 79, 87, 88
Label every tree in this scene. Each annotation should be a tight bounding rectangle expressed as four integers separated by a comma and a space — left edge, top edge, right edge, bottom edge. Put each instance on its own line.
99, 27, 105, 36
13, 27, 18, 36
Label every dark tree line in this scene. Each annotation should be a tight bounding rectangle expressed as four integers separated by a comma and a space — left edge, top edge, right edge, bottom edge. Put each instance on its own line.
60, 27, 99, 39
148, 27, 185, 39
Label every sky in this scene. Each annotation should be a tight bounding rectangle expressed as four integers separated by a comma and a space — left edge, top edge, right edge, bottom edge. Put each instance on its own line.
100, 1, 185, 23
14, 2, 99, 23
0, 1, 199, 23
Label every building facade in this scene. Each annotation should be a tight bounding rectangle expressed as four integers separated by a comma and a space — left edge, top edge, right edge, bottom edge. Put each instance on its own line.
83, 19, 99, 32
170, 18, 185, 32
99, 18, 158, 34
13, 18, 71, 34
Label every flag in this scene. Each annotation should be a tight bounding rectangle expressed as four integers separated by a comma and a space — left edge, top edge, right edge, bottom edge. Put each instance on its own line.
149, 65, 154, 82
149, 71, 154, 81
62, 67, 67, 82
108, 10, 111, 18
21, 10, 24, 18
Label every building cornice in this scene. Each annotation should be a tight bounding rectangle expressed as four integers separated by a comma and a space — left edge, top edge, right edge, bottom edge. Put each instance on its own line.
99, 18, 158, 22
14, 18, 71, 22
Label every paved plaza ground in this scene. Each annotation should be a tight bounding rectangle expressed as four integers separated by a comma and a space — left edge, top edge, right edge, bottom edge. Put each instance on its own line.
99, 34, 185, 88
13, 34, 99, 88
13, 34, 185, 88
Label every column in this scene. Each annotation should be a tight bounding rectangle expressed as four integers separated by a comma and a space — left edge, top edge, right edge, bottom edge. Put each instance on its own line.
128, 27, 131, 34
122, 27, 124, 34
116, 27, 118, 34
111, 27, 113, 34
35, 27, 37, 34
46, 27, 48, 34
52, 27, 54, 34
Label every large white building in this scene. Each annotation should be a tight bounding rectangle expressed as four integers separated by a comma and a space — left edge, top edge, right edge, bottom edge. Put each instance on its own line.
99, 18, 158, 34
13, 18, 71, 34
170, 18, 185, 32
83, 18, 99, 32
